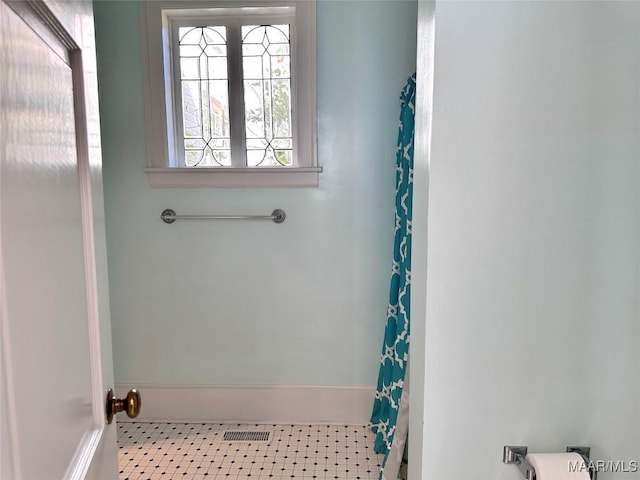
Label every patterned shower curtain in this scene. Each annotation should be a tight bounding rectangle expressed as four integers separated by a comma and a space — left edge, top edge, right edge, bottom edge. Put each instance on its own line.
370, 73, 415, 480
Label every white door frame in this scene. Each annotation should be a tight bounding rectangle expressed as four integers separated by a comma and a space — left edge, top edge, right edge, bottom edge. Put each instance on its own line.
408, 2, 436, 480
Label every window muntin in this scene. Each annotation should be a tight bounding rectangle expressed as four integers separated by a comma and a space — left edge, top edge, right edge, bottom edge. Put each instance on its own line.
242, 25, 293, 167
177, 26, 231, 167
169, 13, 295, 169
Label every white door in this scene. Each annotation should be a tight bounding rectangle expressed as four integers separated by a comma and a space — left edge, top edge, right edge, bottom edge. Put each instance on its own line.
1, 1, 125, 478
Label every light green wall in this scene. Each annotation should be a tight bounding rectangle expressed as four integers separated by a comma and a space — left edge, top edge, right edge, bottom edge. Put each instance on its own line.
418, 1, 640, 477
94, 0, 418, 386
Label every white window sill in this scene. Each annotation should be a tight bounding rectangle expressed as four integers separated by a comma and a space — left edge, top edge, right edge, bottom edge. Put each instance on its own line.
145, 167, 322, 188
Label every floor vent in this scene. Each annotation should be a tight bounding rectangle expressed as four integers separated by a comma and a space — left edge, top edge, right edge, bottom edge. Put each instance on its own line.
223, 431, 271, 442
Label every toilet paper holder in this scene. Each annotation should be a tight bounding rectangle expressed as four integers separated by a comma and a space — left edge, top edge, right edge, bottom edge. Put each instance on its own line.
503, 445, 596, 480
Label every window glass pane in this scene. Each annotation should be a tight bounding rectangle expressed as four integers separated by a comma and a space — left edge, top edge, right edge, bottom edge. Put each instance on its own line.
241, 25, 293, 167
179, 26, 231, 167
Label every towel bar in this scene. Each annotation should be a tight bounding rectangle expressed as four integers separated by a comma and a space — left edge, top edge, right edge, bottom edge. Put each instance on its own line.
161, 208, 286, 224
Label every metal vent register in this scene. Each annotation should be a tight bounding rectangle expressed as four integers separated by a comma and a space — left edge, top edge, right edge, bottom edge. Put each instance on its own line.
223, 431, 271, 442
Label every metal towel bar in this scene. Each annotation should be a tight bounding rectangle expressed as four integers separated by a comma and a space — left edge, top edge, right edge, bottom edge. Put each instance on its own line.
161, 208, 286, 224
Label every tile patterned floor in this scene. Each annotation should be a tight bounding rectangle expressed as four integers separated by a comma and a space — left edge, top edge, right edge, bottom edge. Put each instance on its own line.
117, 422, 389, 480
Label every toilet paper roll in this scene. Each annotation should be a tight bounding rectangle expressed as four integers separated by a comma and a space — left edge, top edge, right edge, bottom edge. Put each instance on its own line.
525, 453, 590, 480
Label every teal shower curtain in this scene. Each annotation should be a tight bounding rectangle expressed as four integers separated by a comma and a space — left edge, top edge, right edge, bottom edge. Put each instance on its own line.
370, 73, 415, 480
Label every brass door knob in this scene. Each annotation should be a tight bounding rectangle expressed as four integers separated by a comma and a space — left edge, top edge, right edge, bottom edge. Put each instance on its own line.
106, 388, 141, 424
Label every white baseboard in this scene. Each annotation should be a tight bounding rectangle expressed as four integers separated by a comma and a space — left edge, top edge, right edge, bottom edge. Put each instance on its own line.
115, 384, 375, 425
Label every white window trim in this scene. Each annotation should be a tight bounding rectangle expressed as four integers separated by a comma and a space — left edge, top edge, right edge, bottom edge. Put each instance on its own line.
140, 0, 319, 188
